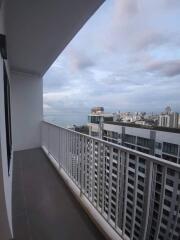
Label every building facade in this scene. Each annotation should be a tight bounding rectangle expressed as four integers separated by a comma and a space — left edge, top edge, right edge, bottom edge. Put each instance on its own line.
86, 121, 180, 239
159, 107, 179, 129
88, 107, 113, 138
102, 123, 180, 164
84, 121, 180, 240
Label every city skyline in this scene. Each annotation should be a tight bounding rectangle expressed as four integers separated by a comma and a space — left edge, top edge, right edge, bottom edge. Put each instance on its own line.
44, 105, 180, 129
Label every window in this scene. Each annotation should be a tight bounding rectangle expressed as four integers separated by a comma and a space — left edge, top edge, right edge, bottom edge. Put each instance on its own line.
3, 62, 12, 174
167, 168, 175, 177
165, 189, 172, 198
155, 142, 162, 149
137, 137, 153, 148
88, 115, 101, 124
124, 134, 136, 144
129, 161, 135, 169
164, 199, 171, 207
163, 142, 178, 156
112, 131, 118, 139
166, 179, 174, 187
162, 154, 177, 163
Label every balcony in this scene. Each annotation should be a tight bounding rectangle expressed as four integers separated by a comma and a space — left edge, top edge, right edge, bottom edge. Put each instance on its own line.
12, 121, 180, 240
12, 148, 106, 240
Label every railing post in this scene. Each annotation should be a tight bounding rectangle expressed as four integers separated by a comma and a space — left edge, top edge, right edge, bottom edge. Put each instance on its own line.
58, 127, 61, 169
97, 141, 101, 210
142, 160, 153, 240
92, 139, 95, 204
115, 149, 121, 229
101, 143, 106, 215
122, 151, 129, 238
108, 146, 113, 222
80, 136, 84, 197
48, 123, 50, 154
84, 137, 88, 197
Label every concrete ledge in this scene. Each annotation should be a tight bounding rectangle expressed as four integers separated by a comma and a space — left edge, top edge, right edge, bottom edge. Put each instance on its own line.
41, 146, 123, 240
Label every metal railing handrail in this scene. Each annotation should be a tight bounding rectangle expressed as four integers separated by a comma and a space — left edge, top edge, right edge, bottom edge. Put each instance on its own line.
41, 121, 180, 240
42, 120, 180, 170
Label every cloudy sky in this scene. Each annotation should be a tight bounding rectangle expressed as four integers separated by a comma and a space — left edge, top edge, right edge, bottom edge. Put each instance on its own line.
43, 0, 180, 126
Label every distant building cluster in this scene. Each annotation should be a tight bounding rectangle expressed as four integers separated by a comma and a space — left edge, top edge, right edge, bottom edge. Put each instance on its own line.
113, 106, 180, 129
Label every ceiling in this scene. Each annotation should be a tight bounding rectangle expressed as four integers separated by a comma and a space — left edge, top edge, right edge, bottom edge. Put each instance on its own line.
4, 0, 104, 76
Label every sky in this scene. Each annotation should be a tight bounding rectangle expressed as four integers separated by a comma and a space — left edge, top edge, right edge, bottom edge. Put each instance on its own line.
43, 0, 180, 126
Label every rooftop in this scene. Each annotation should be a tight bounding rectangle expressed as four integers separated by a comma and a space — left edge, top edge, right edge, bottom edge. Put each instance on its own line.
104, 121, 180, 134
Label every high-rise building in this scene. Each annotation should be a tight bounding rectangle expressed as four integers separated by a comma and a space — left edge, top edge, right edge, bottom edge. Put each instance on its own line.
159, 107, 179, 128
87, 119, 180, 240
87, 120, 180, 239
101, 122, 180, 164
88, 107, 113, 137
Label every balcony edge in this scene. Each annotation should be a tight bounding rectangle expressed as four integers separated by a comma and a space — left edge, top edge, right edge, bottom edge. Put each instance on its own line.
41, 146, 124, 240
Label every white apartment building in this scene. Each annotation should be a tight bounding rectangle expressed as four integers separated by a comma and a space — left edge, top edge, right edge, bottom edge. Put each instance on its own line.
87, 120, 180, 239
102, 122, 180, 164
88, 107, 113, 138
159, 107, 179, 128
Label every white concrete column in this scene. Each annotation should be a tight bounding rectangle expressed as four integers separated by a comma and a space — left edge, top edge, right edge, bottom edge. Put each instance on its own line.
11, 70, 43, 151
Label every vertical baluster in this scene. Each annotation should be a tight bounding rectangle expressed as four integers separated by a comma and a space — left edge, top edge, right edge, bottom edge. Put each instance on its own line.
58, 127, 60, 168
84, 137, 88, 196
71, 131, 74, 180
60, 128, 62, 167
75, 133, 77, 182
71, 131, 74, 179
92, 139, 95, 203
80, 136, 84, 196
101, 143, 106, 215
77, 134, 80, 185
97, 141, 101, 210
69, 132, 71, 177
48, 124, 50, 154
108, 146, 113, 222
115, 149, 121, 229
130, 155, 139, 238
65, 130, 67, 172
67, 131, 69, 175
69, 132, 71, 176
142, 159, 153, 240
88, 138, 91, 200
73, 132, 76, 182
63, 129, 65, 169
122, 151, 129, 238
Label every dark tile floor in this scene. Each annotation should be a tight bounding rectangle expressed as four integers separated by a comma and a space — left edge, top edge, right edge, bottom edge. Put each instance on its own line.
12, 148, 106, 240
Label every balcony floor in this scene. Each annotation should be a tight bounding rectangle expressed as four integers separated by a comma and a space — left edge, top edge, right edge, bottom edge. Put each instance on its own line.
12, 148, 106, 240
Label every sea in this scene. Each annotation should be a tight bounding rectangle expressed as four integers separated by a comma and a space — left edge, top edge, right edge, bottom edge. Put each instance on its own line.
43, 113, 88, 128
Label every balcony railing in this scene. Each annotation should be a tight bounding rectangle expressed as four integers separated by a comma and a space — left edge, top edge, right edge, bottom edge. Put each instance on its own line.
41, 121, 180, 240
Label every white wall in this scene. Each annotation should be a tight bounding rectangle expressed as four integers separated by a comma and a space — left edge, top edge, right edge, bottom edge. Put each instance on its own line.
0, 4, 13, 238
11, 71, 43, 151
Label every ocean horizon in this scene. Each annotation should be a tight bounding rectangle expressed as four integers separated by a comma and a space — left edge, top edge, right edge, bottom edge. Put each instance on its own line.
44, 113, 88, 128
